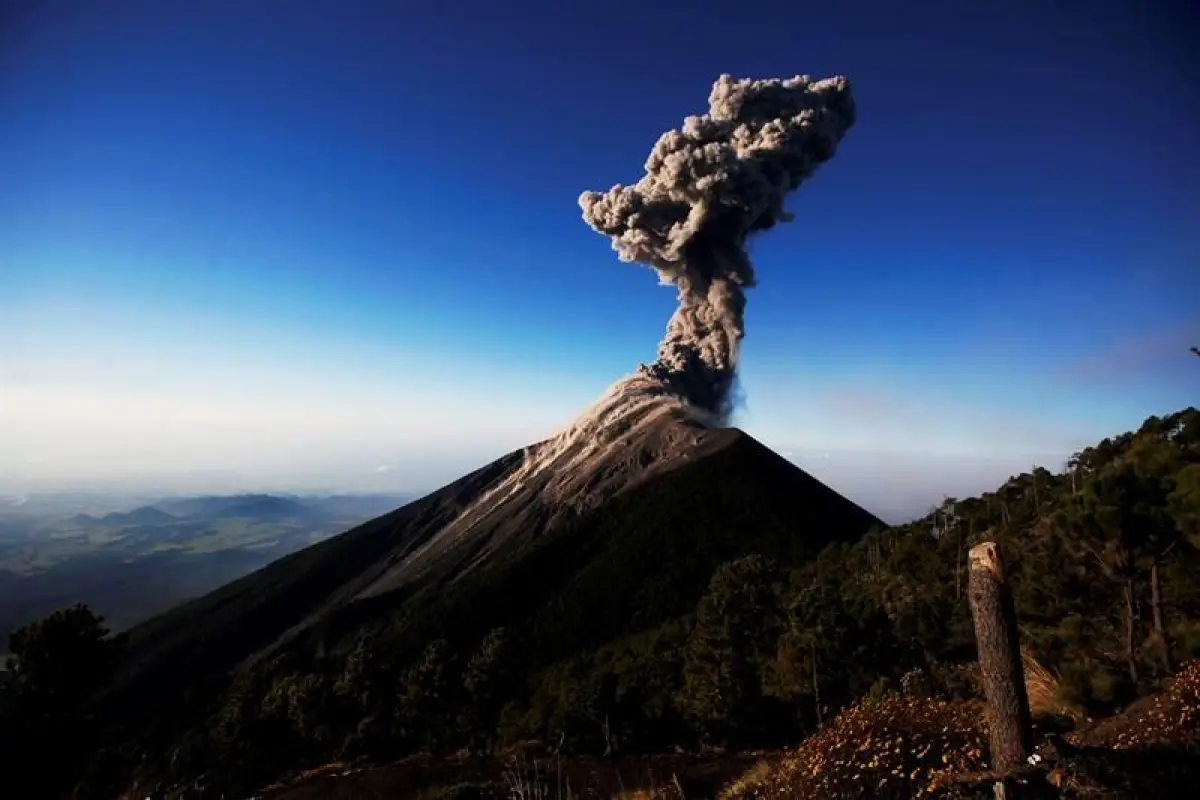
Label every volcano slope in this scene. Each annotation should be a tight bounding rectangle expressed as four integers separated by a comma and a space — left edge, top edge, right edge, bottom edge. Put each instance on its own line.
105, 406, 882, 760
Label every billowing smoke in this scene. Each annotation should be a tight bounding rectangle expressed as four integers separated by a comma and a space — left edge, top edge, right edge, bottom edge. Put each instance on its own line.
580, 73, 856, 419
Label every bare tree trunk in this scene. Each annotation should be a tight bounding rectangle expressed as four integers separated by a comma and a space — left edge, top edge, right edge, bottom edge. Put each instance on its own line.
811, 642, 823, 729
1123, 578, 1140, 684
956, 524, 965, 601
601, 714, 613, 758
1151, 558, 1173, 674
968, 542, 1032, 774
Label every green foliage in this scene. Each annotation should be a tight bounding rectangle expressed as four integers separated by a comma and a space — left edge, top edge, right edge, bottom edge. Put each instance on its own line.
0, 603, 125, 799
4, 602, 118, 709
461, 627, 515, 753
399, 638, 460, 753
1170, 463, 1200, 549
680, 554, 782, 745
770, 570, 905, 725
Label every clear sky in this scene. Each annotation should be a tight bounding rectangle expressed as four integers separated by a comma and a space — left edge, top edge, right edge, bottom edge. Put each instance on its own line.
3, 0, 1198, 522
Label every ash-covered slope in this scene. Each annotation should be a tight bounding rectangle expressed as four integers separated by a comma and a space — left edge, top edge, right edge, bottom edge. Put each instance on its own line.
355, 382, 720, 599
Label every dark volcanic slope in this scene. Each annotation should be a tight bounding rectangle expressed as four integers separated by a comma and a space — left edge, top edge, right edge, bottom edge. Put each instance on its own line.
114, 419, 883, 706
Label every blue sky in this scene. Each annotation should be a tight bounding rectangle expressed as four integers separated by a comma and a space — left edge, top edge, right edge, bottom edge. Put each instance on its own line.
2, 0, 1197, 521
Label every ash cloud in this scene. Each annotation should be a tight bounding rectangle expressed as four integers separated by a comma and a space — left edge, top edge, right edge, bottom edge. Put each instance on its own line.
580, 73, 856, 419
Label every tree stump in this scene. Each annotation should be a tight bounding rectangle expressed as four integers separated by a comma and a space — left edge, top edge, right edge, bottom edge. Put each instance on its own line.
968, 541, 1033, 773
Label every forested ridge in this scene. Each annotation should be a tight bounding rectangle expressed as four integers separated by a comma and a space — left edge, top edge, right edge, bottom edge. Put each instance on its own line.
3, 406, 1199, 798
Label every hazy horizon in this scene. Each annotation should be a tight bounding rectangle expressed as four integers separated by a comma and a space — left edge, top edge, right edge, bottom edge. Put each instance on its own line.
4, 1, 1198, 527
0, 439, 1103, 526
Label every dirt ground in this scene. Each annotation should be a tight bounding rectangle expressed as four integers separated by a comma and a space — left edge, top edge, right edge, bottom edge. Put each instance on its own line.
262, 750, 769, 799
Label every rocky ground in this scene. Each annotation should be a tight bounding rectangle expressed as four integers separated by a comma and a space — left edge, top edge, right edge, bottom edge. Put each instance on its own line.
726, 660, 1200, 799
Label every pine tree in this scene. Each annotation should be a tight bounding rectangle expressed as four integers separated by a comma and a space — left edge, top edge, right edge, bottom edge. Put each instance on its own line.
461, 627, 513, 754
400, 639, 457, 753
1125, 436, 1184, 673
680, 554, 781, 746
1058, 462, 1153, 683
0, 604, 124, 800
1170, 464, 1200, 549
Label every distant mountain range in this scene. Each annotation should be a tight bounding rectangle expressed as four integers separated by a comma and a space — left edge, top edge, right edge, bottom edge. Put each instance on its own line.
148, 493, 312, 520
0, 492, 412, 643
98, 506, 178, 527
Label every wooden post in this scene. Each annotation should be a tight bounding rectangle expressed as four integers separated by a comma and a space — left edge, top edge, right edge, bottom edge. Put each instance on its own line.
968, 541, 1033, 773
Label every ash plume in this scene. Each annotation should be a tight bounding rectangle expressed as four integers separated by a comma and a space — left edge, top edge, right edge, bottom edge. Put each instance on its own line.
580, 73, 856, 419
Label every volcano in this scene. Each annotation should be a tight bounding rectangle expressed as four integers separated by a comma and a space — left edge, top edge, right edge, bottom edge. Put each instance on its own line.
113, 405, 883, 706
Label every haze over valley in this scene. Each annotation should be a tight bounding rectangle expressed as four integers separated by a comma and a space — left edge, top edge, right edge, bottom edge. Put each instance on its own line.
0, 492, 410, 646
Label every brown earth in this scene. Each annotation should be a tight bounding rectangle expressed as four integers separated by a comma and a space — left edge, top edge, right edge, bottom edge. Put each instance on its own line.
258, 750, 766, 799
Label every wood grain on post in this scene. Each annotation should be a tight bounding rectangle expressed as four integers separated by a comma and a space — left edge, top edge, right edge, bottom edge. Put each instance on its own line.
967, 541, 1033, 773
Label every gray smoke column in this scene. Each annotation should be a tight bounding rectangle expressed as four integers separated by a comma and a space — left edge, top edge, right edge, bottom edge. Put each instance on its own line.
579, 73, 856, 419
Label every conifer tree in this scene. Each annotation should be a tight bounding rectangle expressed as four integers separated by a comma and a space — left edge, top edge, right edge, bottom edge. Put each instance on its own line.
680, 554, 780, 745
461, 627, 513, 754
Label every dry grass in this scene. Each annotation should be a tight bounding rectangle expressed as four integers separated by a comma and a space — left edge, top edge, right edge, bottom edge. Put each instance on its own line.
1022, 647, 1084, 724
720, 694, 989, 798
260, 761, 352, 792
503, 754, 575, 800
610, 776, 685, 800
502, 759, 687, 799
719, 759, 772, 799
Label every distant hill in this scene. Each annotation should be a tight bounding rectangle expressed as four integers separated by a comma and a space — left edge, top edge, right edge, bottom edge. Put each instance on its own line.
100, 506, 177, 527
294, 493, 415, 520
149, 493, 405, 523
149, 494, 307, 520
